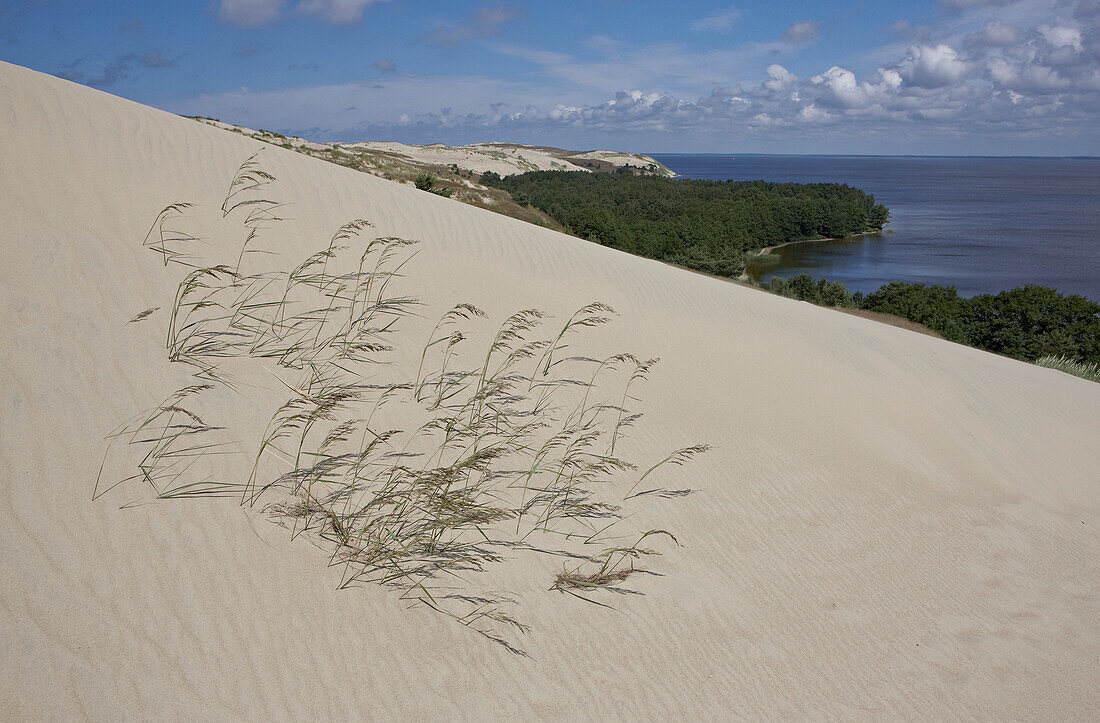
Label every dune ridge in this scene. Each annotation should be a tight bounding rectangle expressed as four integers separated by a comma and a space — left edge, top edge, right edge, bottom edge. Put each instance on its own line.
186, 117, 676, 178
1, 60, 1098, 719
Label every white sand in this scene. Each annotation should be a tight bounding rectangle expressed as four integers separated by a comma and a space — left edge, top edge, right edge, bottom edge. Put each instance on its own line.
1, 60, 1098, 718
191, 117, 592, 174
192, 118, 675, 178
570, 148, 671, 169
342, 140, 593, 175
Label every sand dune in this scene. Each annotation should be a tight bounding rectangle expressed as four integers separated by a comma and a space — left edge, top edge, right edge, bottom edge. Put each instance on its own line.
1, 60, 1098, 719
340, 140, 670, 176
188, 117, 676, 178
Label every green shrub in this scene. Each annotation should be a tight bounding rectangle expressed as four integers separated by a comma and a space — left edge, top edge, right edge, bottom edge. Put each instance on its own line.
763, 274, 856, 307
414, 173, 453, 198
749, 252, 782, 266
763, 275, 1100, 364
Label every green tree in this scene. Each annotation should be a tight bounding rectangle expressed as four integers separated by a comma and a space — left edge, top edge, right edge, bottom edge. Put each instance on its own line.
860, 282, 968, 342
478, 170, 890, 279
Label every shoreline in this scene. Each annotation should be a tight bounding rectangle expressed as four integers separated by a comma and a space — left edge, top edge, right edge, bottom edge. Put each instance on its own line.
659, 254, 945, 339
739, 229, 883, 283
756, 229, 882, 257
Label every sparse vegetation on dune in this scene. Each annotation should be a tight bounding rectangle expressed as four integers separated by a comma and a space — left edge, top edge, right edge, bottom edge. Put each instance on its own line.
99, 152, 705, 652
183, 116, 664, 234
414, 172, 453, 197
1035, 355, 1100, 383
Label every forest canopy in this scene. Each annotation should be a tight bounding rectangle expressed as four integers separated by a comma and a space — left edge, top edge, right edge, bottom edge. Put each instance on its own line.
481, 170, 890, 277
762, 276, 1100, 365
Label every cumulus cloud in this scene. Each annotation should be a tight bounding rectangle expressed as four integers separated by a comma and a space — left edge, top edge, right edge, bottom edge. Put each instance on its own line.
811, 67, 868, 108
760, 64, 797, 94
896, 44, 972, 88
1038, 23, 1084, 50
177, 52, 1093, 152
218, 0, 284, 28
296, 0, 390, 24
690, 6, 742, 33
422, 3, 522, 47
962, 8, 1097, 96
798, 104, 833, 123
186, 0, 1100, 152
781, 20, 821, 44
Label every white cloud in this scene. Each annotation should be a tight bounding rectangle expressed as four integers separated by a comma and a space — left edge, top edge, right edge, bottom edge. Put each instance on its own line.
191, 0, 1100, 152
781, 20, 821, 44
218, 0, 391, 26
296, 0, 390, 24
493, 38, 798, 100
880, 69, 903, 88
896, 44, 972, 88
987, 56, 1018, 84
179, 75, 580, 134
798, 104, 833, 122
762, 64, 797, 93
423, 4, 522, 47
690, 6, 742, 33
1038, 23, 1084, 50
218, 0, 284, 28
1016, 63, 1073, 90
812, 67, 868, 108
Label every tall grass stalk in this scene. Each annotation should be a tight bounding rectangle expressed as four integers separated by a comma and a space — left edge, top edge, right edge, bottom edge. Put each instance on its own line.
101, 157, 706, 651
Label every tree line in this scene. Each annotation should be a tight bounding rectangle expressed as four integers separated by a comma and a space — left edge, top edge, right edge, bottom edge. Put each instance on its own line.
763, 276, 1100, 364
480, 170, 890, 278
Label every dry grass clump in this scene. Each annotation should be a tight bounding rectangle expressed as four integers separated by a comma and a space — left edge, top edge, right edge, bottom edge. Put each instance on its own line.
555, 568, 634, 589
1036, 355, 1100, 383
100, 151, 706, 651
553, 530, 677, 591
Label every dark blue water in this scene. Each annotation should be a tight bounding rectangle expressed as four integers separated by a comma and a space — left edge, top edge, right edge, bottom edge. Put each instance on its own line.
651, 154, 1100, 300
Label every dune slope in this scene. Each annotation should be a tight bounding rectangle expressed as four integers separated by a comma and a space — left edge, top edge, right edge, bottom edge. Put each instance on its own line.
1, 61, 1098, 719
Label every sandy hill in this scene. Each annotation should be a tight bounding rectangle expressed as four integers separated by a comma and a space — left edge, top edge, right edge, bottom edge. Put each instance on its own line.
188, 117, 676, 178
340, 140, 675, 176
185, 118, 676, 235
1, 60, 1098, 719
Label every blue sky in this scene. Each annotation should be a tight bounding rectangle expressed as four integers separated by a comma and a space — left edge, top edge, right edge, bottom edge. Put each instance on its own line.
2, 0, 1098, 154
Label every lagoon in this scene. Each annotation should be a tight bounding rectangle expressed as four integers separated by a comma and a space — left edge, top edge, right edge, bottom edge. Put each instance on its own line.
651, 154, 1100, 300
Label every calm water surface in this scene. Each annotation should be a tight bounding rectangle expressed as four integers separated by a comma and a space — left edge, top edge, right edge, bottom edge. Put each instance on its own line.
651, 154, 1100, 300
